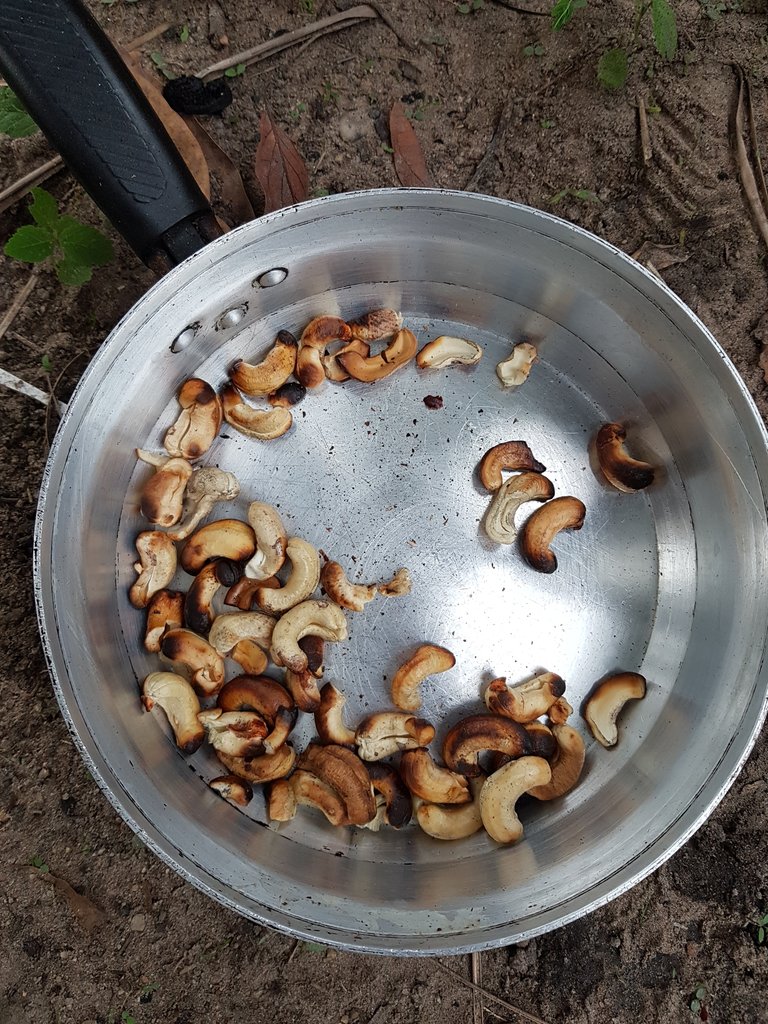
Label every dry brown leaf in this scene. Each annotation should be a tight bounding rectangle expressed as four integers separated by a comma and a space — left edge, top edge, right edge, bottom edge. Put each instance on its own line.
120, 49, 210, 199
631, 242, 689, 273
183, 117, 255, 227
254, 109, 309, 213
389, 101, 433, 188
42, 872, 106, 932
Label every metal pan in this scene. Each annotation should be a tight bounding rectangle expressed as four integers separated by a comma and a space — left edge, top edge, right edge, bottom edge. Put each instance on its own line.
4, 0, 768, 955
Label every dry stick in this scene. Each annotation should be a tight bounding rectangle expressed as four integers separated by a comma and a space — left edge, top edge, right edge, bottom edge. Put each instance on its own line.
465, 93, 515, 191
0, 272, 39, 345
637, 94, 652, 165
198, 5, 381, 80
743, 71, 768, 216
733, 65, 768, 251
471, 951, 484, 1024
435, 962, 548, 1024
125, 21, 172, 51
489, 0, 549, 14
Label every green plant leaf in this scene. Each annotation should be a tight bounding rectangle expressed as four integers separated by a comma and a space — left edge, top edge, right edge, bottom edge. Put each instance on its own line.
652, 0, 678, 59
690, 999, 700, 1013
302, 941, 326, 953
758, 926, 765, 943
57, 218, 114, 268
598, 47, 629, 90
28, 187, 59, 229
549, 188, 570, 204
41, 354, 53, 372
551, 0, 587, 30
695, 987, 707, 1000
758, 914, 768, 926
0, 87, 38, 138
179, 24, 190, 42
574, 188, 601, 202
56, 258, 92, 286
224, 62, 246, 77
4, 225, 54, 263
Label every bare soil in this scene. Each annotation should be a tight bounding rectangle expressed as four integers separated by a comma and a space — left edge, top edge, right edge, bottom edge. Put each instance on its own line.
2, 1, 768, 1022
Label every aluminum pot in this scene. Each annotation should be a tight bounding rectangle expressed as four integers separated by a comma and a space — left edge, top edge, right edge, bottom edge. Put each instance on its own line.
3, 0, 768, 955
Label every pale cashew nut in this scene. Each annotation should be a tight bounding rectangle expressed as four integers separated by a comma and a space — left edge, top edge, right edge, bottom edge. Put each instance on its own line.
296, 316, 351, 389
390, 643, 455, 712
258, 538, 320, 614
230, 330, 297, 396
209, 775, 253, 806
596, 422, 656, 492
496, 342, 537, 388
163, 378, 223, 459
483, 472, 555, 544
519, 495, 586, 574
270, 599, 347, 673
377, 567, 412, 597
479, 756, 552, 843
484, 671, 566, 724
355, 712, 435, 761
399, 748, 471, 804
320, 560, 376, 612
583, 671, 647, 747
348, 308, 402, 341
337, 328, 418, 382
165, 467, 240, 542
141, 672, 204, 754
197, 708, 268, 758
221, 384, 292, 440
416, 336, 482, 369
416, 778, 485, 841
208, 611, 276, 658
244, 501, 287, 581
129, 531, 177, 609
315, 682, 356, 746
528, 725, 586, 800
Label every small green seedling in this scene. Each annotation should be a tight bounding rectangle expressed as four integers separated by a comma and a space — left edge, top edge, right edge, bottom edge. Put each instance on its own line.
700, 0, 740, 20
139, 981, 159, 1003
30, 855, 50, 873
541, 118, 556, 128
4, 188, 114, 286
41, 354, 53, 373
0, 87, 38, 139
300, 0, 316, 12
523, 43, 545, 57
224, 63, 246, 78
179, 24, 190, 42
150, 51, 176, 80
689, 984, 707, 1017
121, 1013, 136, 1024
322, 81, 340, 105
288, 102, 307, 122
549, 187, 602, 205
551, 0, 587, 30
311, 186, 330, 198
754, 911, 768, 945
381, 143, 394, 154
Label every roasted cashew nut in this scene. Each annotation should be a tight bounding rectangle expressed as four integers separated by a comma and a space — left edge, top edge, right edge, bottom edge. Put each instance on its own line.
180, 518, 255, 575
221, 384, 293, 440
268, 381, 307, 408
230, 330, 298, 397
244, 501, 287, 581
416, 336, 482, 369
484, 671, 566, 724
355, 712, 435, 761
483, 472, 555, 544
479, 756, 552, 843
197, 708, 268, 758
258, 538, 320, 614
338, 328, 418, 382
209, 775, 253, 806
216, 744, 296, 784
366, 762, 412, 828
399, 748, 471, 804
270, 599, 347, 673
284, 667, 322, 713
129, 531, 178, 609
528, 725, 586, 800
136, 450, 193, 526
525, 721, 558, 760
165, 467, 240, 542
163, 378, 223, 460
442, 713, 530, 777
144, 589, 184, 653
296, 316, 352, 389
519, 495, 586, 574
596, 422, 656, 493
478, 440, 546, 491
298, 743, 376, 825
548, 696, 573, 725
160, 627, 226, 696
496, 342, 537, 388
208, 611, 277, 660
320, 560, 376, 612
416, 778, 485, 841
184, 558, 241, 635
322, 338, 370, 382
142, 672, 204, 754
347, 308, 402, 341
315, 682, 356, 746
377, 567, 412, 597
390, 643, 455, 712
583, 672, 647, 747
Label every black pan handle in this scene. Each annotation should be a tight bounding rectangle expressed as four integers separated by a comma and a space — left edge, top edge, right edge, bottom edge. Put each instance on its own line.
0, 0, 220, 268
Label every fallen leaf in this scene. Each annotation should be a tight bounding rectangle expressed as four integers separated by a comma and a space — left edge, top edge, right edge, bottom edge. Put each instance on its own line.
40, 871, 106, 932
631, 241, 690, 272
254, 110, 309, 213
120, 49, 210, 199
389, 101, 433, 188
183, 117, 255, 227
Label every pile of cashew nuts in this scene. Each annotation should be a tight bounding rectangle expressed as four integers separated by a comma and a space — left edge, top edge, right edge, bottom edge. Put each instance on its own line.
130, 309, 657, 845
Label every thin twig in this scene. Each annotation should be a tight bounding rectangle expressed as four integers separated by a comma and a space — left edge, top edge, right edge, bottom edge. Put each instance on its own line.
743, 72, 768, 216
465, 94, 515, 191
0, 367, 53, 409
198, 6, 381, 79
489, 0, 549, 14
0, 272, 39, 345
286, 938, 300, 963
471, 951, 484, 1024
435, 961, 547, 1024
0, 156, 64, 216
637, 94, 653, 165
733, 64, 768, 251
125, 21, 172, 51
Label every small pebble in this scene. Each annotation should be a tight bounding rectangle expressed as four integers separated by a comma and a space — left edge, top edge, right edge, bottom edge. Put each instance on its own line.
130, 913, 147, 933
338, 115, 367, 143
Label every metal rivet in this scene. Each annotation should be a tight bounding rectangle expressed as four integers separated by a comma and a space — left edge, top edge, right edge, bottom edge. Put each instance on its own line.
216, 304, 247, 330
254, 267, 288, 288
171, 324, 199, 353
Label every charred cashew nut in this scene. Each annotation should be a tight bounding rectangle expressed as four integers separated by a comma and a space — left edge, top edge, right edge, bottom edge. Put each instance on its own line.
484, 671, 566, 724
218, 674, 294, 717
484, 472, 555, 544
322, 338, 370, 382
478, 440, 546, 491
270, 599, 347, 673
528, 725, 586, 800
209, 775, 253, 806
416, 778, 485, 841
300, 635, 325, 677
258, 538, 320, 614
225, 575, 278, 611
377, 567, 412, 597
548, 696, 573, 725
390, 643, 455, 712
216, 744, 296, 784
198, 708, 268, 758
297, 316, 352, 389
144, 589, 183, 653
355, 712, 435, 761
480, 756, 551, 843
284, 668, 322, 712
244, 501, 287, 581
583, 672, 647, 747
230, 639, 268, 675
142, 672, 205, 754
129, 531, 177, 609
338, 327, 418, 382
230, 330, 298, 396
416, 336, 483, 369
315, 682, 356, 745
180, 519, 255, 575
320, 560, 376, 612
366, 762, 412, 828
208, 611, 276, 660
400, 748, 471, 804
136, 450, 193, 526
164, 378, 223, 459
298, 743, 376, 826
442, 714, 530, 777
348, 308, 402, 341
525, 721, 558, 760
166, 467, 240, 543
161, 628, 226, 696
496, 342, 537, 388
184, 558, 241, 635
221, 384, 292, 440
268, 381, 307, 408
267, 778, 298, 821
519, 495, 586, 574
596, 422, 656, 493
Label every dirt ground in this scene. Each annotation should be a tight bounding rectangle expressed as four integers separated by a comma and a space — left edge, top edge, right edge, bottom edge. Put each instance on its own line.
2, 0, 768, 1021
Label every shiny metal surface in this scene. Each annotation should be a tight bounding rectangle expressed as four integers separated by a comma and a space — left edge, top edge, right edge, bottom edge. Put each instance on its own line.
35, 190, 768, 954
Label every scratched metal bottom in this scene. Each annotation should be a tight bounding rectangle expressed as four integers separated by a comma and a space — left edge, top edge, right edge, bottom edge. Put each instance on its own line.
34, 191, 768, 953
